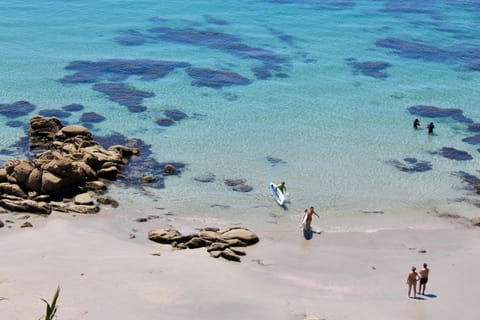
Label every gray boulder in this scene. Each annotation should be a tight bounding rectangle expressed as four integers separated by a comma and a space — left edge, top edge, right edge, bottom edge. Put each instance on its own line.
221, 227, 259, 245
199, 230, 223, 241
0, 182, 27, 198
74, 193, 94, 205
206, 242, 230, 252
186, 237, 210, 249
221, 248, 241, 262
41, 171, 64, 194
56, 125, 92, 139
49, 201, 99, 214
25, 168, 42, 192
148, 229, 183, 244
0, 199, 51, 215
12, 161, 34, 187
0, 168, 7, 183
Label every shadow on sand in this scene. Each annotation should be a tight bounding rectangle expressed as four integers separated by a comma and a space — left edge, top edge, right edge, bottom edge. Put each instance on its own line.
303, 227, 322, 240
410, 296, 427, 300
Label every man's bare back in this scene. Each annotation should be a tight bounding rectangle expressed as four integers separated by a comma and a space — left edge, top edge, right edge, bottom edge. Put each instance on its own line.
419, 266, 429, 279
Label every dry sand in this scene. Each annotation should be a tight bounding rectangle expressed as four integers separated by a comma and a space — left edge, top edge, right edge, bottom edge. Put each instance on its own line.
1, 210, 479, 320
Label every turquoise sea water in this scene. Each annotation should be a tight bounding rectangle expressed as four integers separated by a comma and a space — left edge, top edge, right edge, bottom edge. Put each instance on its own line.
1, 0, 480, 231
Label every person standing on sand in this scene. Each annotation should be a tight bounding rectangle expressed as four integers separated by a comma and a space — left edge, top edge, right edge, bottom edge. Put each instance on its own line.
407, 266, 418, 298
418, 263, 429, 295
303, 206, 319, 229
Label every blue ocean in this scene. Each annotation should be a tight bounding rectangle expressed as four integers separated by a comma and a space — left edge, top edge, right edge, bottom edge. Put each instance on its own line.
1, 0, 480, 230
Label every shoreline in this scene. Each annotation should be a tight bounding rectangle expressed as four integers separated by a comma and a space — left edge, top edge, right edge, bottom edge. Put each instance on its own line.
1, 208, 479, 320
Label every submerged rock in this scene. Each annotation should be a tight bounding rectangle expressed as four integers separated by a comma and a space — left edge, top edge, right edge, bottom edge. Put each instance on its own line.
164, 164, 176, 175
407, 105, 472, 124
454, 171, 480, 192
92, 82, 154, 112
155, 118, 175, 127
6, 121, 25, 128
80, 112, 106, 123
194, 172, 216, 183
187, 67, 251, 89
39, 109, 72, 119
0, 101, 36, 118
266, 155, 287, 165
62, 103, 85, 112
61, 59, 191, 83
224, 178, 253, 192
164, 109, 187, 121
224, 178, 246, 186
386, 158, 432, 173
232, 184, 253, 192
438, 147, 473, 161
346, 58, 391, 79
468, 123, 480, 132
462, 134, 480, 145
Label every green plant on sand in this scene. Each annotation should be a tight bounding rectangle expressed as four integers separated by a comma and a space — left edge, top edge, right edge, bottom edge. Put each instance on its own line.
40, 286, 60, 320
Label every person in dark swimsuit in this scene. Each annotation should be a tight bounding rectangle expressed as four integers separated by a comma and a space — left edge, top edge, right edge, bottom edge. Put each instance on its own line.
426, 122, 435, 134
418, 263, 429, 295
413, 118, 421, 129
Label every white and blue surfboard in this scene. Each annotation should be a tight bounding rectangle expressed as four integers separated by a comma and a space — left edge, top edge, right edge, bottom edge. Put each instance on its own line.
269, 182, 285, 206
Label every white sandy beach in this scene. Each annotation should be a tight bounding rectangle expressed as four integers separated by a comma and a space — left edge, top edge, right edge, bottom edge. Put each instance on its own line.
1, 209, 479, 320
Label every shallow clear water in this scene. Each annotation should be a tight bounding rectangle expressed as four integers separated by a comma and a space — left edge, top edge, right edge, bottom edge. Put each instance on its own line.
1, 0, 480, 230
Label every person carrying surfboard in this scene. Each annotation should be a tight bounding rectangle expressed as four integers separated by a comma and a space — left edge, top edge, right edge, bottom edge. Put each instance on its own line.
275, 182, 287, 195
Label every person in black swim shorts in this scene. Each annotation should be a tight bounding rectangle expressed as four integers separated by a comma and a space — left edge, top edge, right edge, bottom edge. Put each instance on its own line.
418, 263, 429, 295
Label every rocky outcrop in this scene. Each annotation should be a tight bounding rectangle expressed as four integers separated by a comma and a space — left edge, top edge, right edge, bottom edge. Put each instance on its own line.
0, 115, 140, 214
148, 227, 259, 262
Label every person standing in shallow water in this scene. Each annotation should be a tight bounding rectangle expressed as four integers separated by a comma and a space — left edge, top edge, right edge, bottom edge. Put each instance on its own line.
407, 266, 418, 298
275, 181, 287, 195
303, 206, 319, 230
426, 122, 435, 134
418, 263, 430, 295
413, 118, 421, 129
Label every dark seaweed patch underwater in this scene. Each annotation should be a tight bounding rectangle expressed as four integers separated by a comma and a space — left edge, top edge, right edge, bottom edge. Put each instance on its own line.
0, 101, 36, 118
92, 83, 154, 112
113, 19, 291, 87
61, 59, 191, 84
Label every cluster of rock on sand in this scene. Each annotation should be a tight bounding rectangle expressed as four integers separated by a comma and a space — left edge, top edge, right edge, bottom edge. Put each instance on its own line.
0, 115, 139, 215
0, 115, 261, 262
148, 227, 259, 262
